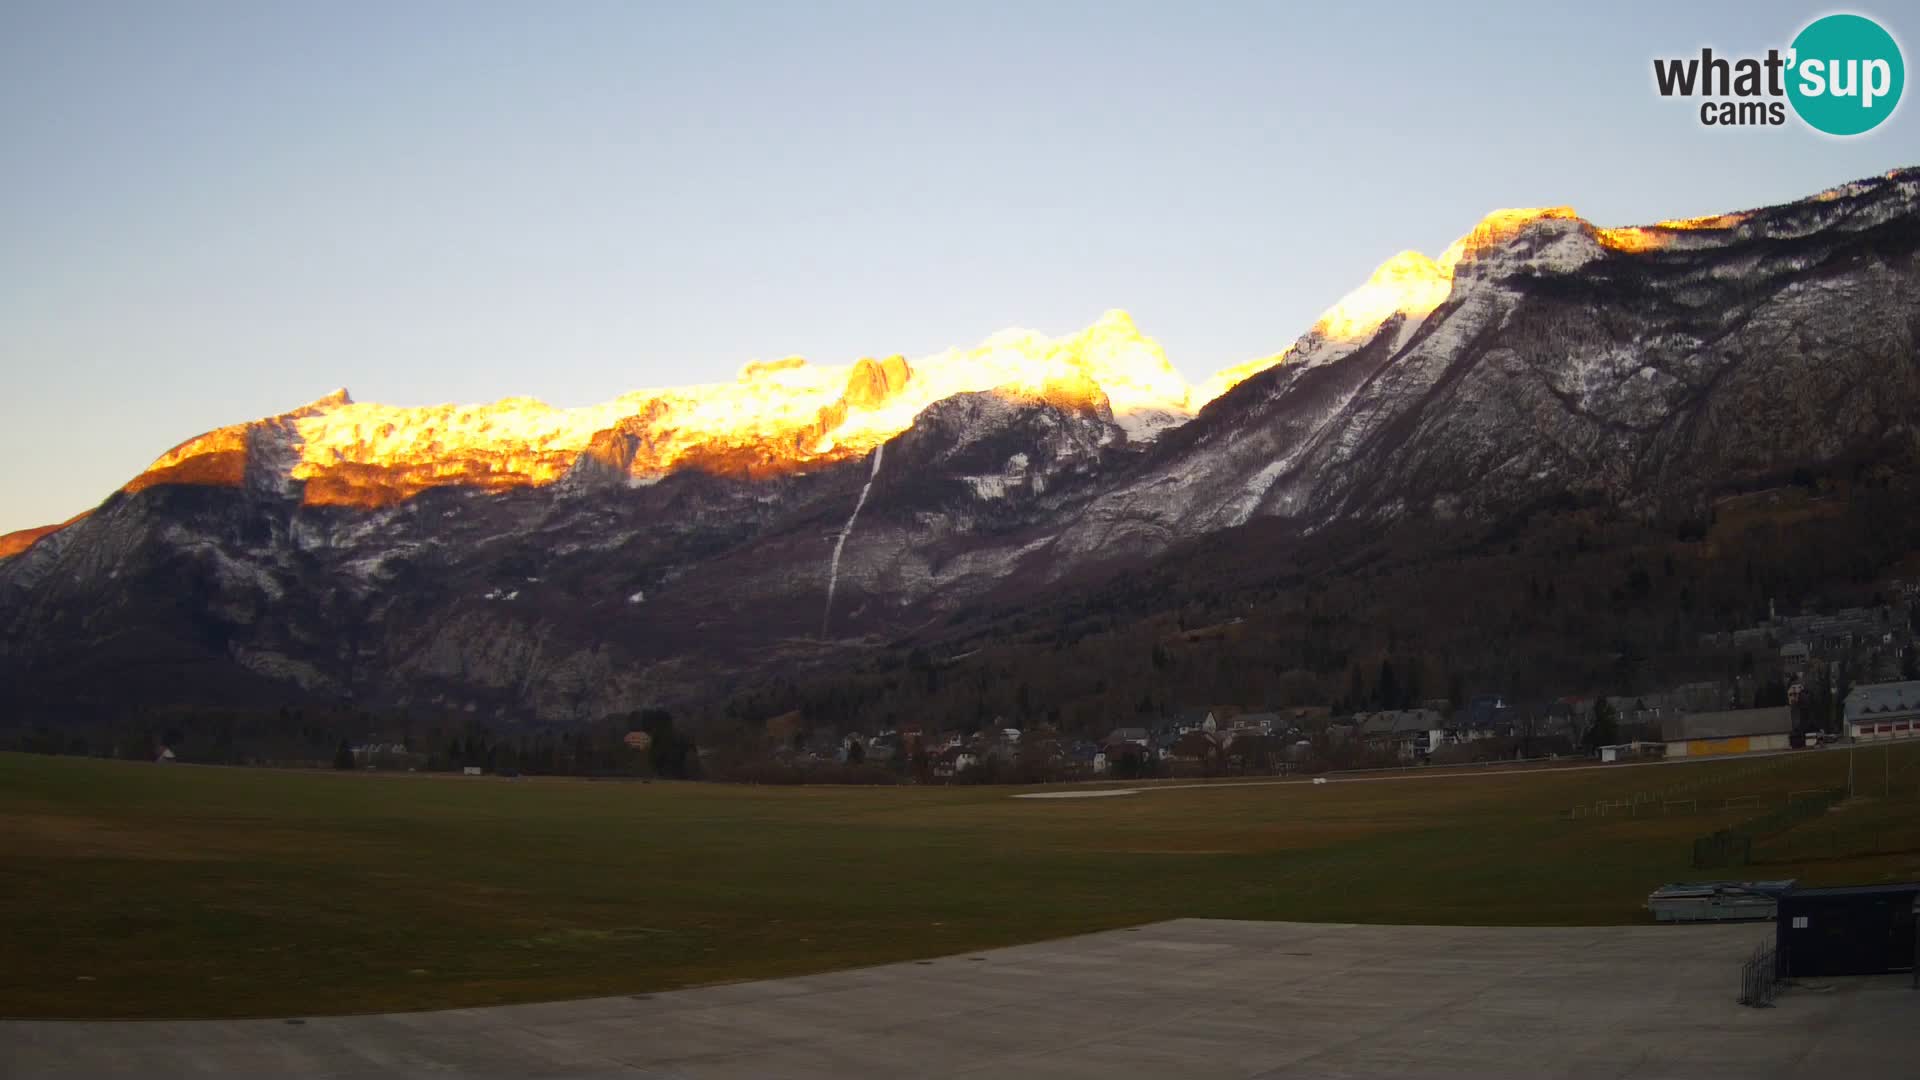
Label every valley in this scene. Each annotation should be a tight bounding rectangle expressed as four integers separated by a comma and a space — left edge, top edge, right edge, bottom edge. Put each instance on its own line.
4, 745, 1917, 1018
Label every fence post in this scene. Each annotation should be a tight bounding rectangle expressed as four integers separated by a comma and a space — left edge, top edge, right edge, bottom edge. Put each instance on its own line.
1739, 942, 1779, 1007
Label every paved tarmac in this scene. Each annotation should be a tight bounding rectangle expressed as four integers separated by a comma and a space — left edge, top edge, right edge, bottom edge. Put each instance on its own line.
6, 919, 1915, 1078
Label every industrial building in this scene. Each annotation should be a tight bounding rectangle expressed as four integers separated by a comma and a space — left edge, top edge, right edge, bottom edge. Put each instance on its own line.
1660, 706, 1793, 758
1844, 680, 1920, 742
1776, 882, 1920, 978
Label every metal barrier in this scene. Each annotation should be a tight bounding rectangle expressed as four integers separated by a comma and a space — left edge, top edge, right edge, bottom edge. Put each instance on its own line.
1739, 942, 1782, 1007
1689, 788, 1845, 869
1561, 753, 1800, 819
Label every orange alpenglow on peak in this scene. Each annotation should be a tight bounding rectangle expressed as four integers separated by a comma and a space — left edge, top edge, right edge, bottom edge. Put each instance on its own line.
6, 199, 1749, 531
1292, 207, 1588, 347
0, 513, 89, 560
1309, 249, 1455, 341
1594, 209, 1748, 254
1185, 202, 1750, 403
1192, 352, 1288, 409
1653, 213, 1746, 230
108, 312, 1234, 511
1438, 206, 1582, 265
1286, 203, 1752, 353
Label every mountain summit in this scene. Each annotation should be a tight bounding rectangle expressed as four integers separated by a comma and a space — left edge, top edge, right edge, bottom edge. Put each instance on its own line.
85, 307, 1222, 516
2, 168, 1915, 724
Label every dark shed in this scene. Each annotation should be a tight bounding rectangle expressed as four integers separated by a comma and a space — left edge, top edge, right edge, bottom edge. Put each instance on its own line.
1775, 882, 1920, 978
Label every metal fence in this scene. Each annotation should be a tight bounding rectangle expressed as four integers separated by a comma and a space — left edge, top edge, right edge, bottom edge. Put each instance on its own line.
1561, 753, 1800, 819
1689, 788, 1846, 869
1739, 942, 1782, 1007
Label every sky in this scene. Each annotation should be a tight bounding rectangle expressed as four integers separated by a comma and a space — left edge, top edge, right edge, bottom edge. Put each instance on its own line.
1, 1, 1914, 533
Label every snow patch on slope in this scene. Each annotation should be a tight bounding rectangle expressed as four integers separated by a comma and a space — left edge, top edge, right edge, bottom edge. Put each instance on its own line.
822, 444, 884, 635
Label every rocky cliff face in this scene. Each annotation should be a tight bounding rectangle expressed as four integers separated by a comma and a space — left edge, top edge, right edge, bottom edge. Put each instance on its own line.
4, 169, 1916, 723
1053, 171, 1920, 564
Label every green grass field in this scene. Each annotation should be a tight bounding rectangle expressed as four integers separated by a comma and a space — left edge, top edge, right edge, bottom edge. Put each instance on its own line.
4, 746, 1919, 1018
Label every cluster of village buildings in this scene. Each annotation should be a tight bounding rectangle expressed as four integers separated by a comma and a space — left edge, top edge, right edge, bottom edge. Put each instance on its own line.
820, 590, 1920, 781
833, 681, 1920, 783
329, 589, 1920, 781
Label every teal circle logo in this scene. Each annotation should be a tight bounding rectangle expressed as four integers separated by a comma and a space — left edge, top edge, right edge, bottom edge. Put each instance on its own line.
1787, 14, 1904, 135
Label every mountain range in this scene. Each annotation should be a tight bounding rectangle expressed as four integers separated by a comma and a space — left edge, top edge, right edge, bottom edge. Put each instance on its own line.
3, 168, 1917, 731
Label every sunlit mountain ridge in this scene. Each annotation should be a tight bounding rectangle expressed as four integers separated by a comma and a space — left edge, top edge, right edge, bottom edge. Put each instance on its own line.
5, 169, 1916, 727
127, 309, 1211, 510
0, 186, 1815, 547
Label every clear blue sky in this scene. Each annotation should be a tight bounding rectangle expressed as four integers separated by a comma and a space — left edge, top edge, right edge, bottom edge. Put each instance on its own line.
1, 1, 1912, 533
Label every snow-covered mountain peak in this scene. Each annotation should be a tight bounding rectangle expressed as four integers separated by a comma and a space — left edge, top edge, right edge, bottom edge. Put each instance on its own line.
1438, 206, 1583, 266
108, 312, 1221, 508
18, 168, 1908, 549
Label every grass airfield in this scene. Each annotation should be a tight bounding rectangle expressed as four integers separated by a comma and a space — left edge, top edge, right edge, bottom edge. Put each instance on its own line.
3, 746, 1917, 1018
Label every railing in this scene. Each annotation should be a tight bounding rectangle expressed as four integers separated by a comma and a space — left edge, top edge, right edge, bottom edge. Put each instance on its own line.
1739, 942, 1782, 1007
1690, 788, 1845, 868
1561, 753, 1800, 819
1692, 830, 1753, 868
